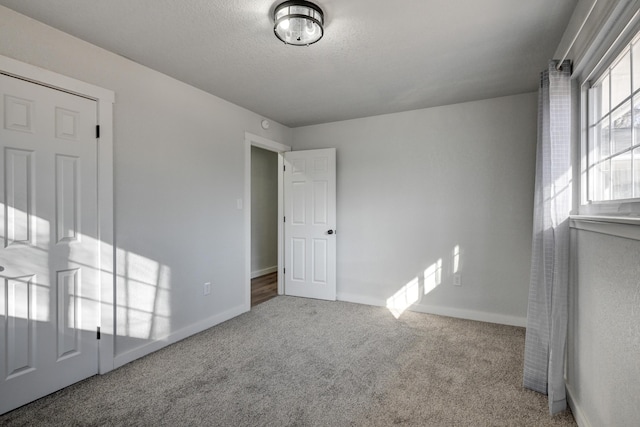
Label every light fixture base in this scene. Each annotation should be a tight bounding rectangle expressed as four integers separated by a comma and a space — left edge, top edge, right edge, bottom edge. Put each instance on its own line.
273, 1, 324, 46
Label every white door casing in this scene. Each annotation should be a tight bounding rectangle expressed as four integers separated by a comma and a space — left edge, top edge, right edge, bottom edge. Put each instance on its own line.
284, 148, 336, 301
244, 132, 291, 309
0, 73, 100, 414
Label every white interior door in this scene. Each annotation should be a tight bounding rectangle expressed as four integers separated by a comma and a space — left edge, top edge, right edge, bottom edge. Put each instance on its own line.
284, 148, 336, 300
0, 74, 100, 414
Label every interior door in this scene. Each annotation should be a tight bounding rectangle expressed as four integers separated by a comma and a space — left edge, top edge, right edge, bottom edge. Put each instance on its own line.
284, 148, 336, 300
0, 74, 100, 414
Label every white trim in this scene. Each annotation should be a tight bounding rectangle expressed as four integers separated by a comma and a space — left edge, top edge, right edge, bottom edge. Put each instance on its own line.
245, 132, 291, 153
251, 265, 278, 279
337, 293, 527, 327
0, 55, 115, 374
577, 2, 640, 83
277, 154, 284, 296
337, 292, 385, 308
570, 214, 640, 225
244, 137, 252, 311
244, 132, 291, 309
577, 1, 640, 214
570, 215, 640, 240
0, 55, 115, 103
97, 98, 115, 374
566, 384, 592, 427
113, 304, 246, 369
557, 0, 599, 67
410, 304, 527, 327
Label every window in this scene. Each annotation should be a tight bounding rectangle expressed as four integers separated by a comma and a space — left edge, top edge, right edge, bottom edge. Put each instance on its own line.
586, 31, 640, 204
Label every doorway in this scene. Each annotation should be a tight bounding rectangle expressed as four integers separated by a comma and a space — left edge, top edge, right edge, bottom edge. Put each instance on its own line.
250, 146, 278, 306
244, 132, 290, 310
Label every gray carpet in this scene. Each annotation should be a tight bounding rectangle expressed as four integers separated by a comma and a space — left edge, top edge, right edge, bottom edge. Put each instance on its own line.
1, 296, 576, 426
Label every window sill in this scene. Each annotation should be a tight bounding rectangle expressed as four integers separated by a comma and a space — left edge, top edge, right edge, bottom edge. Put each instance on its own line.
570, 215, 640, 241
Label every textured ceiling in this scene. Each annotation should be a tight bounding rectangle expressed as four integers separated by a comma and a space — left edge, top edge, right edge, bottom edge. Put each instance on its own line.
0, 0, 577, 127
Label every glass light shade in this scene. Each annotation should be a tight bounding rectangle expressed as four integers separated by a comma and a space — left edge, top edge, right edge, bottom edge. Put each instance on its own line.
274, 1, 324, 46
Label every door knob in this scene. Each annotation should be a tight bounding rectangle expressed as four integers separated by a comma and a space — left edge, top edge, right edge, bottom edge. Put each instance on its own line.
0, 266, 4, 272
327, 230, 334, 235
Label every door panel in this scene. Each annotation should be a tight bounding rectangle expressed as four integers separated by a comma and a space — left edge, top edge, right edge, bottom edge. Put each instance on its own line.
292, 238, 306, 281
0, 73, 99, 414
5, 275, 34, 378
312, 238, 327, 283
56, 155, 79, 243
284, 148, 336, 300
56, 268, 80, 359
4, 148, 33, 245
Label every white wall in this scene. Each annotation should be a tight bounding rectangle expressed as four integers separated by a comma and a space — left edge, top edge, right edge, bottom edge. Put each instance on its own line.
292, 93, 538, 326
251, 146, 278, 276
567, 230, 640, 426
0, 6, 291, 365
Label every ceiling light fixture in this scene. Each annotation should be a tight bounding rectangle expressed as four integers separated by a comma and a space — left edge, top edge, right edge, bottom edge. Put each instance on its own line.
273, 1, 324, 46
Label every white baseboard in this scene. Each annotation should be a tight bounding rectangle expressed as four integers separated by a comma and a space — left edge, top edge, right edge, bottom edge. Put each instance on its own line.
337, 292, 526, 327
113, 304, 247, 369
410, 303, 527, 327
566, 384, 591, 427
251, 265, 278, 279
337, 292, 385, 308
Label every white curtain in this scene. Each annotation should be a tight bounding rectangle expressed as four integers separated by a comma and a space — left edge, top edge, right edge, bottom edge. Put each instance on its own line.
523, 60, 572, 415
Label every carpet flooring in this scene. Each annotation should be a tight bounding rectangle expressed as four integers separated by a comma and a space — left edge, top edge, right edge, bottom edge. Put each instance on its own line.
0, 296, 576, 426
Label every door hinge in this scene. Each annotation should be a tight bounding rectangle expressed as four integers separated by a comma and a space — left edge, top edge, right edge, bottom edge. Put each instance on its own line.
97, 326, 101, 340
284, 216, 286, 223
283, 165, 286, 172
96, 125, 100, 139
284, 268, 286, 274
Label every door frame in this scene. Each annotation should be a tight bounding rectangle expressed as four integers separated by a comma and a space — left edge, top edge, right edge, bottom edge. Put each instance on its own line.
0, 55, 115, 374
244, 132, 291, 310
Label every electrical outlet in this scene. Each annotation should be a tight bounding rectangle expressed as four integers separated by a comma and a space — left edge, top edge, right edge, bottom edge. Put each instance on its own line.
203, 282, 211, 295
453, 273, 461, 286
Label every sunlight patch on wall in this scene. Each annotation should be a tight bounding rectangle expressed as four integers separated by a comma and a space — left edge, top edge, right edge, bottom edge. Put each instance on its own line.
1, 205, 173, 344
0, 211, 103, 326
116, 249, 171, 340
386, 276, 420, 319
424, 258, 442, 295
453, 245, 460, 273
385, 251, 456, 319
